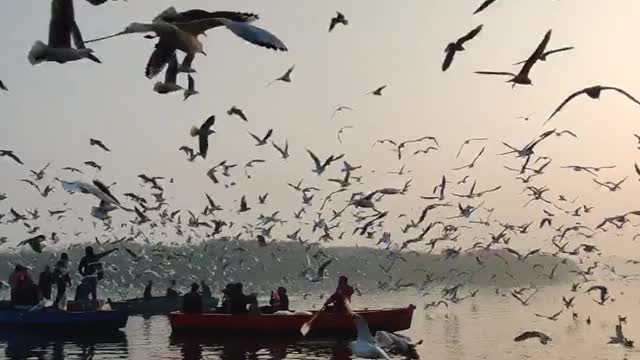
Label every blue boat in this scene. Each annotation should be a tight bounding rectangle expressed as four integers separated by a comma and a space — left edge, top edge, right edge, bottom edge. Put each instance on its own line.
0, 307, 128, 332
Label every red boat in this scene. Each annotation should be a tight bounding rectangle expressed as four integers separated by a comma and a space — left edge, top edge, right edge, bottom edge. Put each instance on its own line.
169, 305, 415, 336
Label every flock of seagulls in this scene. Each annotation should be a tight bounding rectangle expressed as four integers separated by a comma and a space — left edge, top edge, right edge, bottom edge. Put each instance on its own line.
3, 0, 640, 358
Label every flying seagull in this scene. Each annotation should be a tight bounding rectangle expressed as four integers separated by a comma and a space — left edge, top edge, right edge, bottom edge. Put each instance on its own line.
183, 75, 199, 101
544, 86, 640, 125
473, 0, 497, 15
190, 115, 216, 159
0, 150, 24, 165
268, 65, 295, 86
227, 106, 248, 121
329, 11, 348, 32
249, 129, 274, 146
475, 29, 551, 87
86, 9, 287, 79
367, 85, 387, 96
28, 0, 102, 65
442, 25, 483, 71
330, 106, 353, 120
153, 54, 183, 94
514, 331, 551, 345
272, 140, 289, 159
89, 138, 110, 152
18, 234, 46, 253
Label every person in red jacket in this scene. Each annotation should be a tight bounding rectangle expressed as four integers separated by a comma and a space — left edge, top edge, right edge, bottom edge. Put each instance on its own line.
324, 276, 354, 312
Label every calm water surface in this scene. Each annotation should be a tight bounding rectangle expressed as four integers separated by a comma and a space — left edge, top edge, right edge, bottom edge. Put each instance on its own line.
1, 285, 640, 359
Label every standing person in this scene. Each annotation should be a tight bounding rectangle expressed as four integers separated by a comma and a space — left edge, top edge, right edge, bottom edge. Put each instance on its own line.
38, 266, 54, 300
9, 265, 29, 306
53, 253, 71, 309
78, 246, 118, 308
166, 280, 180, 298
323, 276, 354, 312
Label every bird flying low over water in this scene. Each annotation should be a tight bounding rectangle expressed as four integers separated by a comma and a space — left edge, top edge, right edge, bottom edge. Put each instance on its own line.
442, 25, 483, 72
544, 86, 640, 125
28, 0, 102, 65
475, 30, 551, 87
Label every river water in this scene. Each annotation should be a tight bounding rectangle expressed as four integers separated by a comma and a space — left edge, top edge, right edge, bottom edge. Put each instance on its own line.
1, 282, 639, 360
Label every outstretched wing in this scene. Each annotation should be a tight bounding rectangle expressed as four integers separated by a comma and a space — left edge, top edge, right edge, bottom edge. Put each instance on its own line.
49, 0, 75, 48
544, 88, 588, 124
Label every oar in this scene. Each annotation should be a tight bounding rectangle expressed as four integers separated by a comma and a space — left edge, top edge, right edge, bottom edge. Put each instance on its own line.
300, 305, 326, 336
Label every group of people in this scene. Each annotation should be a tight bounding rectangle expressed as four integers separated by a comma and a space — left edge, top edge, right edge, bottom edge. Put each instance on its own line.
8, 246, 117, 310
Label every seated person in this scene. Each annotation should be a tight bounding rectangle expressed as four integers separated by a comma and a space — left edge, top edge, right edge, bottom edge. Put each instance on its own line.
143, 280, 153, 301
265, 287, 290, 313
74, 278, 92, 310
183, 283, 203, 314
221, 282, 250, 314
166, 279, 181, 298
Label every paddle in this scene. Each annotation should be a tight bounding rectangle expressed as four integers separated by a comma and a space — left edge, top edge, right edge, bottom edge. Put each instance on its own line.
300, 304, 326, 336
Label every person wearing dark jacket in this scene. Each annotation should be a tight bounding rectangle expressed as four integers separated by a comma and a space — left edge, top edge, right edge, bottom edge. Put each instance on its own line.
183, 283, 203, 314
78, 246, 118, 308
38, 266, 54, 300
53, 253, 71, 308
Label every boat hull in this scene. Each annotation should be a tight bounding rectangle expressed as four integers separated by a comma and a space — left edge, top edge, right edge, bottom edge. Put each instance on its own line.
109, 296, 218, 315
0, 307, 128, 332
169, 305, 415, 337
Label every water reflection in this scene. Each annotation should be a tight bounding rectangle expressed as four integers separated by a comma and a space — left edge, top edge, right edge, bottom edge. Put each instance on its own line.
0, 330, 128, 359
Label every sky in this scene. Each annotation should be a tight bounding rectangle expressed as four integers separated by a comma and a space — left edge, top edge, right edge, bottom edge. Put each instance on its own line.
2, 0, 640, 256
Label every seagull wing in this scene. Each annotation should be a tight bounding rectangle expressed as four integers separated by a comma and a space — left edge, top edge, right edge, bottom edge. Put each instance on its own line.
519, 30, 551, 76
458, 24, 483, 44
49, 0, 74, 48
354, 315, 376, 343
474, 71, 516, 77
93, 179, 120, 205
605, 87, 640, 107
473, 0, 497, 14
307, 150, 322, 170
262, 129, 274, 142
164, 54, 180, 84
442, 48, 456, 72
187, 74, 195, 92
146, 38, 176, 79
544, 46, 575, 56
544, 88, 588, 124
214, 19, 288, 51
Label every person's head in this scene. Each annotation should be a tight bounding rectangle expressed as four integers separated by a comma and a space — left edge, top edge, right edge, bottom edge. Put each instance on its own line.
14, 264, 25, 272
60, 253, 69, 261
85, 246, 94, 256
44, 265, 50, 272
171, 279, 177, 286
147, 280, 153, 286
277, 287, 287, 296
190, 283, 199, 293
338, 276, 348, 286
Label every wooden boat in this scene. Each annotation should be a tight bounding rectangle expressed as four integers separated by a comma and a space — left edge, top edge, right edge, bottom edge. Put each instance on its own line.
108, 296, 218, 315
169, 305, 415, 336
0, 307, 128, 332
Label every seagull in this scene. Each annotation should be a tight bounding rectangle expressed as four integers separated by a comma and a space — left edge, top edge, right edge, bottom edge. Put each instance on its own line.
331, 106, 353, 120
84, 160, 102, 171
89, 138, 110, 152
153, 54, 183, 94
30, 163, 51, 180
238, 195, 250, 212
190, 115, 216, 158
0, 150, 24, 165
307, 149, 344, 175
329, 11, 348, 32
183, 75, 199, 101
473, 0, 497, 15
514, 331, 551, 345
272, 140, 289, 159
28, 0, 102, 65
452, 147, 485, 170
475, 30, 551, 87
349, 314, 391, 359
516, 113, 535, 121
337, 126, 353, 144
442, 25, 483, 71
367, 85, 387, 96
545, 86, 640, 125
87, 9, 287, 79
249, 129, 274, 146
513, 47, 574, 65
268, 65, 294, 86
227, 106, 247, 121
586, 285, 609, 305
18, 234, 46, 253
456, 137, 487, 158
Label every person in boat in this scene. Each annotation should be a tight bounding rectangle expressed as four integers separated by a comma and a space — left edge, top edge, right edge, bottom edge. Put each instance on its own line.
166, 279, 181, 298
38, 265, 54, 300
53, 253, 71, 309
324, 275, 354, 312
74, 277, 92, 310
222, 282, 251, 314
143, 280, 153, 301
200, 280, 212, 299
78, 246, 118, 308
9, 265, 40, 308
268, 287, 290, 313
183, 283, 203, 314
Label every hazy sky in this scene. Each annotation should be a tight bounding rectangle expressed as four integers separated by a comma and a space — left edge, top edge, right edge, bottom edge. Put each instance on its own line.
2, 0, 640, 256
